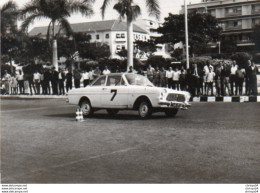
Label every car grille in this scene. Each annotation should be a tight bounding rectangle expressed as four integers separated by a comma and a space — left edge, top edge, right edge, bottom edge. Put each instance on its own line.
166, 94, 185, 102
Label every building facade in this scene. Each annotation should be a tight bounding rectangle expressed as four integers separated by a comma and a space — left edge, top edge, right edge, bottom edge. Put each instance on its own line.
181, 0, 260, 50
29, 20, 148, 59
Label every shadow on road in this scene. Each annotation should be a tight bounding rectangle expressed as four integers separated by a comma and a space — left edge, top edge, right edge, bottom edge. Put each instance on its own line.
44, 112, 177, 121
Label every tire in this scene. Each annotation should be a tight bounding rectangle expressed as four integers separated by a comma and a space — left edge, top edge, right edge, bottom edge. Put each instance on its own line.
138, 101, 152, 119
80, 99, 93, 117
106, 109, 119, 117
165, 108, 178, 117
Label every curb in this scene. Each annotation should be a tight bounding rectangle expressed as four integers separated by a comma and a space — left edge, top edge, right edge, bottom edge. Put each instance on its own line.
0, 95, 67, 99
190, 96, 260, 103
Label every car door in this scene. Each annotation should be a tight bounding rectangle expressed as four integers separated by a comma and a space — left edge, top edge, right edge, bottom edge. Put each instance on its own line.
86, 75, 107, 108
101, 75, 128, 108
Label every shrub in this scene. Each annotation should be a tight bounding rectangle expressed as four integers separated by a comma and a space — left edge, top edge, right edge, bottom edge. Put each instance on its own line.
230, 52, 251, 68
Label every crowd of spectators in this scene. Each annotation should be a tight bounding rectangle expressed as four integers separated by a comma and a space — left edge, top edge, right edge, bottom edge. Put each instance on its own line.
1, 60, 259, 97
144, 60, 259, 97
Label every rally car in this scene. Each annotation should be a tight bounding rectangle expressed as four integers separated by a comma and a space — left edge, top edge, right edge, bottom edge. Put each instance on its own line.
67, 73, 191, 118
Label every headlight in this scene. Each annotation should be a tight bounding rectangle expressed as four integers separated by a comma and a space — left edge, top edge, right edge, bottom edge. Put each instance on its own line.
160, 89, 167, 97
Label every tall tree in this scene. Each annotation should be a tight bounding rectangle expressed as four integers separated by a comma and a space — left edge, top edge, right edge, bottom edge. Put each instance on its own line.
101, 0, 160, 69
20, 0, 94, 69
0, 0, 18, 37
157, 12, 222, 56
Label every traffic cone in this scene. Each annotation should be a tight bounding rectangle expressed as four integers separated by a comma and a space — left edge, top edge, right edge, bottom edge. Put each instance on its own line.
79, 108, 84, 121
76, 108, 83, 121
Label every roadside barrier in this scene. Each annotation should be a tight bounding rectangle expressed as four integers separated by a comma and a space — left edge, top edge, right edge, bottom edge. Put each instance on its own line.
76, 108, 84, 121
190, 96, 260, 103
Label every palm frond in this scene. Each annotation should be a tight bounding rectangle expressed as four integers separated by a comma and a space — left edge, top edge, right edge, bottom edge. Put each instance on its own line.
113, 2, 126, 19
100, 0, 113, 19
0, 0, 17, 12
129, 5, 141, 21
19, 3, 38, 20
58, 17, 74, 37
68, 0, 94, 17
20, 13, 47, 32
145, 0, 160, 20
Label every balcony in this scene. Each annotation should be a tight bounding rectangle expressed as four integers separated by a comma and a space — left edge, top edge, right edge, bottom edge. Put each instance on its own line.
252, 9, 260, 14
225, 11, 242, 17
225, 25, 242, 31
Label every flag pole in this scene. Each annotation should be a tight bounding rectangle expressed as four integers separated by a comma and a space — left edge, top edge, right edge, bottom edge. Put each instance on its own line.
184, 0, 190, 69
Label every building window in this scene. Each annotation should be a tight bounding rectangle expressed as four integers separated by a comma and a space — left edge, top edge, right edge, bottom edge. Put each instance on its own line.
106, 34, 109, 39
96, 34, 99, 39
121, 33, 125, 38
116, 33, 121, 38
122, 45, 126, 50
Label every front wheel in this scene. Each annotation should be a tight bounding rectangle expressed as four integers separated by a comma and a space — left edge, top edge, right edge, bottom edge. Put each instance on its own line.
165, 108, 178, 117
138, 101, 152, 119
80, 100, 93, 117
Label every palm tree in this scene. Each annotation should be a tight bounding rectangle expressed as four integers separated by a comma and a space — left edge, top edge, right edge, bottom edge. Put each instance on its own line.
101, 0, 160, 70
20, 0, 94, 69
0, 0, 18, 37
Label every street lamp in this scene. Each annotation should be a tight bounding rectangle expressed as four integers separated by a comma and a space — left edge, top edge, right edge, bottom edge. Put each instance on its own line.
184, 0, 190, 69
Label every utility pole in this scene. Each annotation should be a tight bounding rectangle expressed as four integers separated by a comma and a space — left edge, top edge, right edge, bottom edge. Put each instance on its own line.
184, 0, 190, 69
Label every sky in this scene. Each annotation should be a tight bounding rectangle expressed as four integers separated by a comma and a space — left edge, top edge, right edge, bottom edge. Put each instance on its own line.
1, 0, 201, 31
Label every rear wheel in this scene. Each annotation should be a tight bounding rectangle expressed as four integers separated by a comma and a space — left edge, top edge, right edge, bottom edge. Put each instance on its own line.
165, 108, 178, 117
106, 109, 119, 117
138, 101, 152, 119
80, 99, 93, 117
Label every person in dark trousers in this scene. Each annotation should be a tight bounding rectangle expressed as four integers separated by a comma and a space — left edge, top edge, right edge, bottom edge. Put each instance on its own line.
58, 68, 65, 95
230, 61, 238, 95
179, 66, 187, 91
153, 66, 160, 87
16, 70, 24, 94
73, 68, 81, 88
51, 68, 59, 95
215, 63, 222, 96
221, 62, 231, 96
159, 67, 166, 87
65, 69, 73, 92
235, 66, 245, 96
245, 60, 251, 95
191, 64, 202, 96
43, 69, 51, 95
28, 73, 36, 95
248, 61, 258, 96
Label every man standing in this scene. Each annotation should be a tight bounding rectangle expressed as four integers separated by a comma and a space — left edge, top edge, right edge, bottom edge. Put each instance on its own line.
16, 70, 24, 94
58, 68, 65, 95
82, 69, 90, 87
51, 68, 59, 95
159, 67, 166, 87
103, 66, 111, 75
172, 67, 181, 90
191, 64, 202, 96
215, 63, 222, 97
230, 61, 238, 95
93, 67, 101, 79
65, 69, 73, 92
43, 68, 51, 95
73, 68, 81, 88
221, 62, 231, 96
33, 70, 41, 94
248, 61, 258, 96
166, 67, 173, 89
235, 66, 245, 96
206, 66, 215, 96
147, 65, 154, 83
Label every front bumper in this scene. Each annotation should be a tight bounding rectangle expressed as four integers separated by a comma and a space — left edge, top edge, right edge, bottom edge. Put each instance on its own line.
158, 101, 191, 110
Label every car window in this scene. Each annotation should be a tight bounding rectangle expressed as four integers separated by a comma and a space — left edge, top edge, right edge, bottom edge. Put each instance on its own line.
92, 76, 106, 86
107, 76, 124, 86
125, 74, 153, 87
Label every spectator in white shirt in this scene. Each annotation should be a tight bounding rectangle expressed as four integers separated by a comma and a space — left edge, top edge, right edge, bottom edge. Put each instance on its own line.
33, 70, 41, 94
230, 61, 238, 95
82, 70, 90, 87
89, 67, 94, 82
172, 67, 181, 90
206, 66, 215, 96
103, 66, 111, 75
166, 67, 173, 89
16, 70, 24, 94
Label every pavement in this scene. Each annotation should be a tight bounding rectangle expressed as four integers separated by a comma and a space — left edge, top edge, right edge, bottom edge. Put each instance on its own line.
1, 98, 260, 183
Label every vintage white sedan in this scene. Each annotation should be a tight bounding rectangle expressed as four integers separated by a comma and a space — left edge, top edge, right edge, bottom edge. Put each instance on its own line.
67, 73, 191, 118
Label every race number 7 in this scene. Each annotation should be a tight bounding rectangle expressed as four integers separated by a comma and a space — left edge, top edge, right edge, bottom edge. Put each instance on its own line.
110, 89, 117, 101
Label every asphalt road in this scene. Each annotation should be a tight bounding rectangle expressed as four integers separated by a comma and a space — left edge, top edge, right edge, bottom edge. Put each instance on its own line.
1, 99, 260, 183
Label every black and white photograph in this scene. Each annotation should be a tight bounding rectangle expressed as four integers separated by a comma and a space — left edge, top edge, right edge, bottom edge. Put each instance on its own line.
1, 0, 260, 192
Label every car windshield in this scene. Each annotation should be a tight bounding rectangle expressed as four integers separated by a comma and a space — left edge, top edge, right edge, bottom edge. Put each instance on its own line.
125, 74, 154, 87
